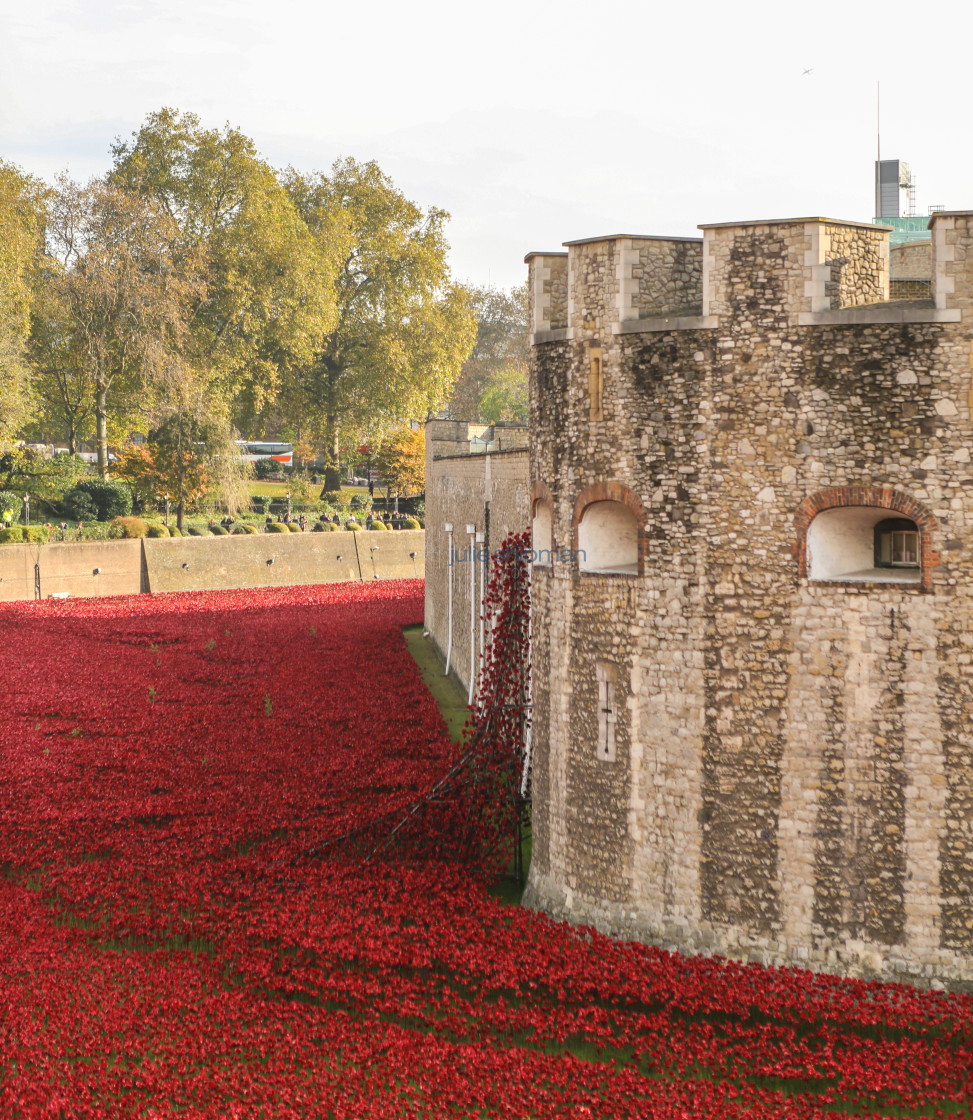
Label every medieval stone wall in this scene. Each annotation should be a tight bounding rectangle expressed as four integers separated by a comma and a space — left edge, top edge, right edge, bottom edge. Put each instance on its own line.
423, 419, 529, 697
525, 212, 973, 988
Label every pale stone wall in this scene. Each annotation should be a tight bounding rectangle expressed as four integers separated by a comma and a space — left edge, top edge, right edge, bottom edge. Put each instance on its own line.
891, 240, 932, 279
423, 418, 529, 697
525, 211, 973, 989
0, 532, 425, 602
822, 221, 889, 308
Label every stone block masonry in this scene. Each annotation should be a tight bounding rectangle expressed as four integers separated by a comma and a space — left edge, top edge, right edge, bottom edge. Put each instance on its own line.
524, 211, 973, 989
423, 420, 529, 699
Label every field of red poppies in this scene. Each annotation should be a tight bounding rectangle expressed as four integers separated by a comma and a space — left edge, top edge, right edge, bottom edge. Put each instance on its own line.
0, 580, 969, 1118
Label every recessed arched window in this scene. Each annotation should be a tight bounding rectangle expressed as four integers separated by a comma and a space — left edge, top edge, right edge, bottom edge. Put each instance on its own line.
578, 501, 638, 574
806, 507, 920, 584
532, 499, 553, 565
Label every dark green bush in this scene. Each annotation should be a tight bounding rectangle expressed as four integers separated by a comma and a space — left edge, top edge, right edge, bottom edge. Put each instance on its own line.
0, 526, 24, 544
112, 516, 149, 539
64, 490, 98, 522
249, 495, 269, 514
232, 523, 258, 534
66, 479, 132, 521
187, 525, 207, 537
210, 524, 228, 535
253, 459, 283, 480
146, 524, 170, 538
349, 493, 372, 512
267, 522, 289, 533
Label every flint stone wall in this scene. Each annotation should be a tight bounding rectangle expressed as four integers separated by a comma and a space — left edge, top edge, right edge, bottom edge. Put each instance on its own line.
525, 213, 973, 989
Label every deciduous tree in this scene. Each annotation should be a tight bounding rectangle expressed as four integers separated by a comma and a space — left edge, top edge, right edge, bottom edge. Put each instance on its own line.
286, 159, 476, 488
0, 161, 46, 442
43, 176, 205, 475
110, 109, 338, 426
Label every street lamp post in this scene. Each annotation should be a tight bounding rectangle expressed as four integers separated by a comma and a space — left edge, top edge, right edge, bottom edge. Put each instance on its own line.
163, 493, 170, 528
23, 494, 30, 528
286, 490, 292, 520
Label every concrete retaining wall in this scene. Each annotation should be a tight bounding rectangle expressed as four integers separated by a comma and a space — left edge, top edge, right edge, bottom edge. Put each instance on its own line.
0, 530, 424, 602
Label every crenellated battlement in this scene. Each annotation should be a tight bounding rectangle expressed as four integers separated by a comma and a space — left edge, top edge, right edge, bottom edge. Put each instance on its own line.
527, 213, 973, 345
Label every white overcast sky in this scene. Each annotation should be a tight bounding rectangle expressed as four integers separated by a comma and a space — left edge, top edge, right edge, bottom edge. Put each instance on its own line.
1, 0, 968, 292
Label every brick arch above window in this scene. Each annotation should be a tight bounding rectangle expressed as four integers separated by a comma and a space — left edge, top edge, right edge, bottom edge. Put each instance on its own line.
531, 480, 554, 509
573, 481, 647, 576
795, 486, 939, 591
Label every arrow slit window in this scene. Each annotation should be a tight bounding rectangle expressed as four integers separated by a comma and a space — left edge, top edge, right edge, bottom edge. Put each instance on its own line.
596, 661, 617, 762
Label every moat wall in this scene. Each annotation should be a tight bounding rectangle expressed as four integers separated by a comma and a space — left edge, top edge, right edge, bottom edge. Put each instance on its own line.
0, 530, 425, 602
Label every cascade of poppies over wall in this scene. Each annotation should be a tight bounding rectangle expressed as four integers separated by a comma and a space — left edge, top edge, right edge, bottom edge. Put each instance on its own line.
0, 580, 969, 1118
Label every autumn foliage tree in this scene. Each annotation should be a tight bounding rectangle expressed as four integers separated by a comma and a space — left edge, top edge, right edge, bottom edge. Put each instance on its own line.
374, 424, 425, 509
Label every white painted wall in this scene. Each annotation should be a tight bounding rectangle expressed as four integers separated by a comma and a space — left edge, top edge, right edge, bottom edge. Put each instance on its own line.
533, 500, 552, 562
578, 501, 638, 573
807, 506, 918, 581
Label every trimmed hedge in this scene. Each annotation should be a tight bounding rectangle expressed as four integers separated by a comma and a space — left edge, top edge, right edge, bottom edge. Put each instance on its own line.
146, 524, 171, 538
169, 527, 183, 537
112, 516, 149, 539
367, 521, 388, 531
266, 522, 289, 534
249, 495, 269, 515
401, 517, 421, 530
288, 522, 302, 532
187, 525, 208, 537
232, 523, 258, 534
0, 526, 25, 544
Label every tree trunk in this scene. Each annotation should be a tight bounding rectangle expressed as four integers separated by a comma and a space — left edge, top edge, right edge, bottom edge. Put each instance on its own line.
67, 420, 76, 457
323, 418, 341, 491
95, 384, 109, 478
177, 502, 184, 531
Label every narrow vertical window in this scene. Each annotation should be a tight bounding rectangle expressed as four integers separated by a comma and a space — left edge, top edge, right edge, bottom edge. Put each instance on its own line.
596, 661, 617, 762
588, 347, 604, 421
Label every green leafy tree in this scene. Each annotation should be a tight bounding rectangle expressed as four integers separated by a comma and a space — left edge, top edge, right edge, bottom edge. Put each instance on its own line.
478, 364, 528, 424
110, 108, 338, 426
28, 280, 95, 453
447, 283, 528, 420
285, 159, 476, 488
42, 175, 205, 476
0, 161, 46, 442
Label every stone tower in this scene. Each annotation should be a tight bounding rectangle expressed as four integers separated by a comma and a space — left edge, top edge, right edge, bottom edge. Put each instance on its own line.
524, 215, 973, 988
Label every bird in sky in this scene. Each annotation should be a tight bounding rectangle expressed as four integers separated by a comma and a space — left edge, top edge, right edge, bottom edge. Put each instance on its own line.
802, 67, 814, 76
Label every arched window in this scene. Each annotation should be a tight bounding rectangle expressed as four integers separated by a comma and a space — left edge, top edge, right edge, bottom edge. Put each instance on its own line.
578, 501, 638, 574
806, 507, 920, 584
532, 499, 553, 565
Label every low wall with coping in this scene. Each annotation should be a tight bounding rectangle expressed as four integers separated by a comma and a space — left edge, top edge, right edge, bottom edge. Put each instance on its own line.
0, 530, 425, 602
